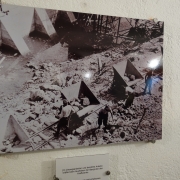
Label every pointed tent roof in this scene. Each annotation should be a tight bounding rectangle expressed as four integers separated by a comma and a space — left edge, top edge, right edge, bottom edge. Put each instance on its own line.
61, 81, 100, 105
0, 4, 59, 56
61, 81, 100, 127
113, 59, 143, 87
61, 81, 81, 102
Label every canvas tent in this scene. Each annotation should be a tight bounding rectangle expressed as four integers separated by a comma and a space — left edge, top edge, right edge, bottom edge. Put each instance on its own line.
61, 81, 100, 116
112, 60, 143, 99
61, 81, 100, 130
112, 59, 143, 97
3, 115, 29, 142
0, 4, 59, 56
0, 115, 30, 153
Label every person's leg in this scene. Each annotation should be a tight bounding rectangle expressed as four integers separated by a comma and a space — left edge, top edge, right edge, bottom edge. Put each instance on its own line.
148, 80, 152, 94
103, 118, 108, 132
63, 118, 69, 136
54, 120, 61, 137
61, 132, 68, 140
124, 97, 131, 109
129, 94, 134, 106
64, 127, 69, 136
98, 117, 102, 129
60, 118, 68, 140
144, 82, 148, 94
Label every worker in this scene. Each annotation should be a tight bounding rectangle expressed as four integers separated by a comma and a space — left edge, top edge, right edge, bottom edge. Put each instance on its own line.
79, 93, 90, 106
144, 70, 153, 95
98, 106, 113, 133
135, 19, 139, 27
54, 99, 74, 139
124, 86, 135, 109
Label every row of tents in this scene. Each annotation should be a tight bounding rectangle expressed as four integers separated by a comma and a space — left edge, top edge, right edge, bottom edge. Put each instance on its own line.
0, 59, 143, 152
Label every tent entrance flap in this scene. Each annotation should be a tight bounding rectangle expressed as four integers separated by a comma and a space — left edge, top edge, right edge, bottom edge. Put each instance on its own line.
61, 81, 100, 105
78, 81, 99, 105
61, 81, 100, 130
112, 60, 143, 88
125, 60, 143, 79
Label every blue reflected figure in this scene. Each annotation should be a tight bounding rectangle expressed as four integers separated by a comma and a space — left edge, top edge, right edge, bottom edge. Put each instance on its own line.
144, 70, 153, 95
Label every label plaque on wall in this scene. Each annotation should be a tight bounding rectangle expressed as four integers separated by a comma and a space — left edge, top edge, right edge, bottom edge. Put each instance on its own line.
56, 154, 109, 180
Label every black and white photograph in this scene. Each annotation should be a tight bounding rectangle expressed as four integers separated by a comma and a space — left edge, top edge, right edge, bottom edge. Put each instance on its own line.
0, 4, 163, 153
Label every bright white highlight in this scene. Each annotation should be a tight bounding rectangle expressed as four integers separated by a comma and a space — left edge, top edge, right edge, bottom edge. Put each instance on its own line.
84, 72, 91, 79
148, 59, 159, 68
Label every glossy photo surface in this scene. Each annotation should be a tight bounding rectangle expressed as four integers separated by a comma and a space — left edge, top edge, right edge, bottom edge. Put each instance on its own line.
0, 4, 163, 154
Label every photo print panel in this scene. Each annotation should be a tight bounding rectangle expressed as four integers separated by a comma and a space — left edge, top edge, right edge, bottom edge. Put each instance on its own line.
0, 3, 163, 154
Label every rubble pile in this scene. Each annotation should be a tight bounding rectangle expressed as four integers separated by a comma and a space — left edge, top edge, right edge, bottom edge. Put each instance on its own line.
0, 36, 163, 151
77, 93, 162, 145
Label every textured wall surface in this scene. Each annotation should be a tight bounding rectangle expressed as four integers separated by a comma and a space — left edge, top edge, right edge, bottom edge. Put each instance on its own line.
0, 0, 179, 180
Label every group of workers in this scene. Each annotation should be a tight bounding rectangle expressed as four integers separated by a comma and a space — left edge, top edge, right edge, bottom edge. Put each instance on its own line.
53, 98, 113, 139
53, 93, 90, 139
53, 69, 153, 139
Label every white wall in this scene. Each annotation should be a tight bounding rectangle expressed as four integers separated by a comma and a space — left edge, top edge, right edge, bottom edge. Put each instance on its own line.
0, 0, 179, 180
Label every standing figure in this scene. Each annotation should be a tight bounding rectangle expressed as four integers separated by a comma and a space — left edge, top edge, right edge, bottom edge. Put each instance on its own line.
0, 4, 2, 12
79, 93, 90, 106
98, 106, 113, 132
124, 86, 135, 109
54, 99, 74, 139
135, 19, 139, 27
144, 70, 153, 95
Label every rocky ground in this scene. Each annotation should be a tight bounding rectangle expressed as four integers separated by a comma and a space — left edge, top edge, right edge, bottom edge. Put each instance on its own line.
0, 36, 163, 153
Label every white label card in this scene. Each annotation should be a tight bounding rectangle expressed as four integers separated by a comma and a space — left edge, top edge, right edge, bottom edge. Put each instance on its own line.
56, 154, 109, 180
